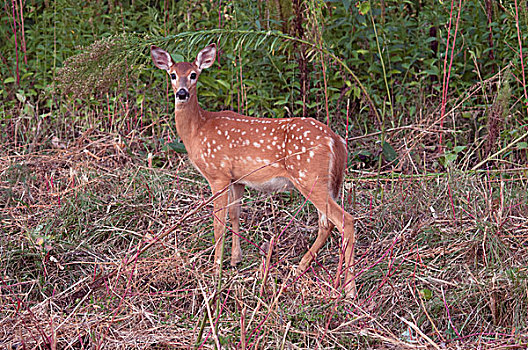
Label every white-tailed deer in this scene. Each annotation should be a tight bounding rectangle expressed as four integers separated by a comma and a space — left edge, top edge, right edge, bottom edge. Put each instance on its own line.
151, 43, 356, 296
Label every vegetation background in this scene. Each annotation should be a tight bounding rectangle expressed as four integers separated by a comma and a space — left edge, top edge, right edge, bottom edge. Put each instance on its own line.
1, 0, 527, 348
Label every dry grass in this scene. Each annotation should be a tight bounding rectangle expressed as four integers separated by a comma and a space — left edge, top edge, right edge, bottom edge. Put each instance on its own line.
1, 127, 527, 349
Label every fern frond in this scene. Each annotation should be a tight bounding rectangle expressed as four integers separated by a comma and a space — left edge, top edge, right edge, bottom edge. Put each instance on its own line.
56, 28, 378, 121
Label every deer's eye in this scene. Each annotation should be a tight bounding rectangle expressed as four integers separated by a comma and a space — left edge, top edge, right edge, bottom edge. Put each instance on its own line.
190, 72, 197, 80
170, 73, 176, 80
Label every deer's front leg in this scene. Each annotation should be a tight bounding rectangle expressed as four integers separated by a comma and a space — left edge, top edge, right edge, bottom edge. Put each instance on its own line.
211, 183, 230, 266
228, 183, 244, 266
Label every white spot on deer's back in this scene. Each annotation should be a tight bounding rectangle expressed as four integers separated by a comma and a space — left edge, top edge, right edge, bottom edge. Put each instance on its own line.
253, 142, 261, 148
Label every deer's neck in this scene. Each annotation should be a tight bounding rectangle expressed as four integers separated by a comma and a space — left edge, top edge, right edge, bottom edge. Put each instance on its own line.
174, 96, 207, 146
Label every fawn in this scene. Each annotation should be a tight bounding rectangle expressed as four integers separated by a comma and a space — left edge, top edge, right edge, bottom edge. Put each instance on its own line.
151, 43, 356, 296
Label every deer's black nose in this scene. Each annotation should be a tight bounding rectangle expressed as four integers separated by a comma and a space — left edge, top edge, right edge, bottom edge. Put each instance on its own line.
176, 89, 189, 100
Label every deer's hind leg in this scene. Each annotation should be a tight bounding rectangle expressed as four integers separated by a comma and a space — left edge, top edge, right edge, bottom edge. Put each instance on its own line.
297, 212, 335, 273
295, 183, 356, 297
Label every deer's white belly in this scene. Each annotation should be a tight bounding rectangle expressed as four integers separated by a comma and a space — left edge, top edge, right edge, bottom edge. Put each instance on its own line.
239, 177, 293, 193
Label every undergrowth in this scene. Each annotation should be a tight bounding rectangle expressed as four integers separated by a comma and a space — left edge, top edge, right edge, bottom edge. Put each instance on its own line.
1, 129, 527, 348
2, 0, 528, 348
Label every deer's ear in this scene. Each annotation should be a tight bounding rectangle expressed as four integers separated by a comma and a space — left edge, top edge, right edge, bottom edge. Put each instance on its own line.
151, 46, 174, 71
194, 43, 216, 71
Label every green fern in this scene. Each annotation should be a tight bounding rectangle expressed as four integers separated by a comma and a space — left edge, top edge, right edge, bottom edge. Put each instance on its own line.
56, 28, 379, 121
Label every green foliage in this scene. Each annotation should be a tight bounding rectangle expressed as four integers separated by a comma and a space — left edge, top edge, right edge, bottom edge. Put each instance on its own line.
1, 0, 527, 166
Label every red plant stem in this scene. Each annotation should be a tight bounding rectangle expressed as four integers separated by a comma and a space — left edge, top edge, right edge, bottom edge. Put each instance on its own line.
339, 99, 350, 286
514, 0, 528, 113
485, 0, 495, 69
321, 54, 330, 125
354, 236, 398, 281
19, 0, 26, 65
311, 257, 335, 288
106, 93, 111, 128
356, 238, 407, 310
166, 74, 170, 115
440, 0, 455, 124
439, 0, 462, 151
446, 0, 463, 95
11, 0, 19, 85
218, 0, 222, 28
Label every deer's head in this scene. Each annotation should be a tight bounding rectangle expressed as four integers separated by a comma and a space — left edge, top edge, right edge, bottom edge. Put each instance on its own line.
150, 44, 216, 106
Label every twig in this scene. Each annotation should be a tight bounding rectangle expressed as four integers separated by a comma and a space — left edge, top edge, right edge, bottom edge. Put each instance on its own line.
198, 281, 222, 350
396, 315, 441, 350
471, 129, 528, 170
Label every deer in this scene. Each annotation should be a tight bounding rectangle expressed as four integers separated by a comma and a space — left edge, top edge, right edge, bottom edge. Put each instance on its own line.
151, 43, 356, 297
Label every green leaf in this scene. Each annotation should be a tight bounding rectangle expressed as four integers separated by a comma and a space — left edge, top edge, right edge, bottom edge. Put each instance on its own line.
4, 77, 15, 84
16, 92, 26, 103
167, 142, 187, 153
419, 288, 433, 300
358, 1, 371, 15
517, 142, 528, 150
172, 54, 184, 63
453, 145, 466, 153
443, 152, 458, 164
215, 79, 230, 90
382, 141, 398, 164
136, 94, 144, 106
